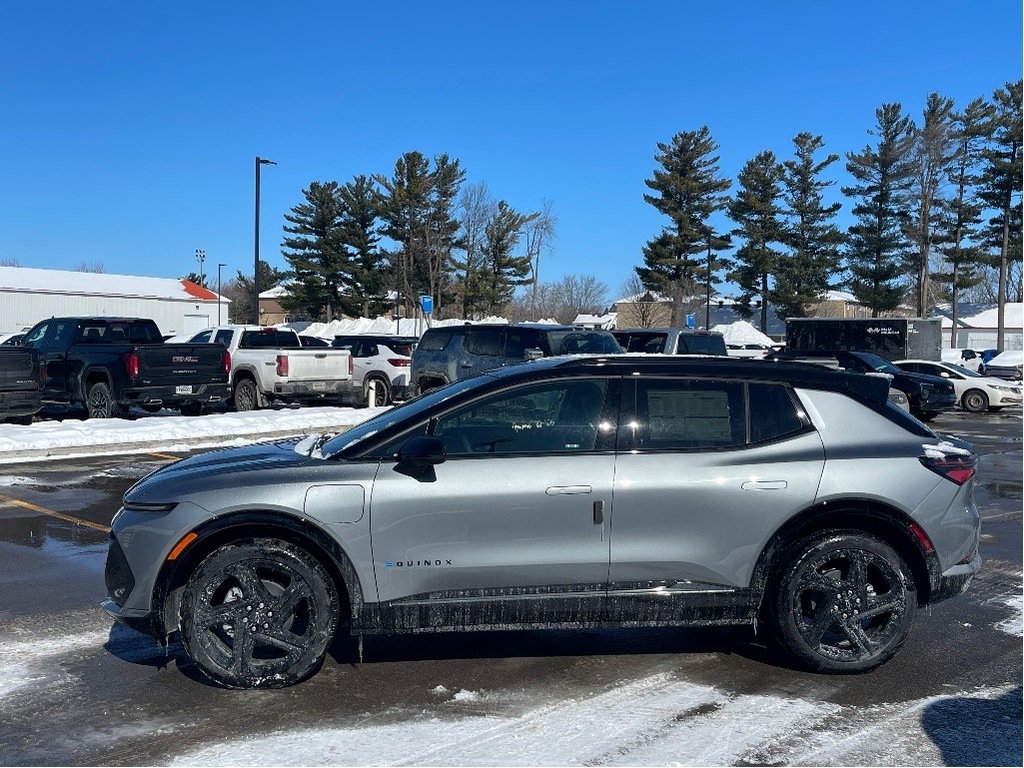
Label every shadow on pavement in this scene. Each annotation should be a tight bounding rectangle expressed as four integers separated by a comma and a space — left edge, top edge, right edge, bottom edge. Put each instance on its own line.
921, 686, 1023, 766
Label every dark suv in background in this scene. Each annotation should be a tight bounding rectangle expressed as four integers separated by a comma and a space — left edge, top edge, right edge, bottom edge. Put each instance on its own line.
411, 324, 621, 394
612, 328, 727, 356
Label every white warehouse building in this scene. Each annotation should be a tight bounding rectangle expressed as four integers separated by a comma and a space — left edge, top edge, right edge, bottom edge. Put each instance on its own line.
0, 266, 228, 337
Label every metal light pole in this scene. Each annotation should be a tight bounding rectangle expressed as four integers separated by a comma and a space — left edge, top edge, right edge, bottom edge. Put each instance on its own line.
217, 262, 226, 324
254, 156, 277, 324
195, 248, 206, 288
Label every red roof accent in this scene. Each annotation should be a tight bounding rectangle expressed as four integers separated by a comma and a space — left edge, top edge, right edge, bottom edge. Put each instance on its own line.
181, 279, 219, 300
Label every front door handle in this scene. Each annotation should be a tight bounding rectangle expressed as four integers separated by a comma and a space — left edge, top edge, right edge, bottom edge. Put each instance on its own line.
593, 499, 604, 524
545, 485, 592, 495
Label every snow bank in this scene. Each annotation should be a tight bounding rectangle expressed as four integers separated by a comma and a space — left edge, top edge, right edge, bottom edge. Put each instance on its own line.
710, 320, 775, 346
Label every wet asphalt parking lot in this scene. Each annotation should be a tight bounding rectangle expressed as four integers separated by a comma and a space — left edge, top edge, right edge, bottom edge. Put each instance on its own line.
0, 409, 1020, 766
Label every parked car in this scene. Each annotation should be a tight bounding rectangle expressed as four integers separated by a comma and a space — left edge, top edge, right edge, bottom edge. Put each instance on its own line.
0, 331, 26, 346
331, 335, 418, 406
612, 327, 727, 356
895, 359, 1023, 413
979, 350, 1023, 381
941, 348, 983, 372
187, 325, 353, 410
20, 317, 230, 418
0, 345, 43, 424
770, 350, 957, 420
726, 342, 773, 359
411, 324, 621, 394
103, 355, 981, 689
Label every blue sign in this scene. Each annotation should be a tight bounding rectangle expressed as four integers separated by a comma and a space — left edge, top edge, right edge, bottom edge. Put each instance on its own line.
420, 295, 433, 315
685, 313, 695, 329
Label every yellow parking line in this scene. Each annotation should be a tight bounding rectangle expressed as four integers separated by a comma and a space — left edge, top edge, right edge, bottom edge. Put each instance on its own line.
147, 452, 182, 461
0, 493, 110, 533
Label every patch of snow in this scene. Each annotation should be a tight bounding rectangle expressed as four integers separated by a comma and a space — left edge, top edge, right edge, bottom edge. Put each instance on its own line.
450, 689, 480, 702
921, 440, 973, 459
430, 685, 449, 696
0, 475, 36, 486
0, 629, 109, 700
988, 592, 1023, 637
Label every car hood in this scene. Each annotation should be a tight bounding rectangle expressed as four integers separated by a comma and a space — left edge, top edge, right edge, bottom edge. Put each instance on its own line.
124, 440, 315, 505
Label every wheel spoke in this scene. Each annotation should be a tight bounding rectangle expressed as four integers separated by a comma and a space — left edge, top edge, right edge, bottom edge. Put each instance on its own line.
801, 595, 839, 645
842, 617, 877, 657
859, 593, 904, 620
254, 629, 306, 655
228, 619, 256, 675
274, 582, 309, 620
845, 551, 868, 593
195, 601, 240, 627
225, 563, 267, 602
797, 567, 837, 593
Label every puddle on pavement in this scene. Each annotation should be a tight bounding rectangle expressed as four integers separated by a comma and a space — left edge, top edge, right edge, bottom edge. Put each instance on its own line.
984, 481, 1023, 499
0, 513, 108, 550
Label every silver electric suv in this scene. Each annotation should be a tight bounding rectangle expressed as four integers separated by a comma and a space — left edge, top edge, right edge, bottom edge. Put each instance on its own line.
103, 356, 981, 688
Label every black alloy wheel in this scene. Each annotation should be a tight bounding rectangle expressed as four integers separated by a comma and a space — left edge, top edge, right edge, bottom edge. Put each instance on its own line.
181, 538, 339, 689
366, 377, 390, 407
770, 531, 917, 672
86, 381, 122, 419
233, 378, 260, 411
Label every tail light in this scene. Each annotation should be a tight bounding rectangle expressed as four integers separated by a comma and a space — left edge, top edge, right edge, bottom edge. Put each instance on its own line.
125, 351, 140, 379
276, 354, 289, 377
348, 353, 353, 376
920, 454, 976, 485
388, 358, 410, 367
223, 350, 231, 375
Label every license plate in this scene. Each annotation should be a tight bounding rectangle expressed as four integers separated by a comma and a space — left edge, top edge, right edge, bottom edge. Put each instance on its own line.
311, 382, 326, 391
175, 385, 193, 395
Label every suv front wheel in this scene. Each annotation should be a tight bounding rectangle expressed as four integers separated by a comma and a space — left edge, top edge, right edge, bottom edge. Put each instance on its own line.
180, 538, 339, 689
768, 530, 917, 673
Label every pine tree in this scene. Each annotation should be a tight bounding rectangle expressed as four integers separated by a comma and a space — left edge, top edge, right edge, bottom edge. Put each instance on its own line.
337, 175, 386, 317
728, 150, 785, 332
639, 127, 731, 326
978, 80, 1023, 347
376, 152, 433, 320
907, 93, 957, 316
452, 182, 493, 319
933, 98, 991, 345
480, 200, 535, 314
280, 181, 349, 321
843, 103, 917, 316
424, 154, 466, 316
774, 133, 844, 319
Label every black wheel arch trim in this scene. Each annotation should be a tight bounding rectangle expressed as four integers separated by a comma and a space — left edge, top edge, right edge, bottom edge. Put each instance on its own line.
152, 510, 367, 639
750, 499, 939, 611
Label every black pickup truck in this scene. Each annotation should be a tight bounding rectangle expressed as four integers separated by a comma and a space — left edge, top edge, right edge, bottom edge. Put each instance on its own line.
20, 317, 231, 418
0, 346, 44, 424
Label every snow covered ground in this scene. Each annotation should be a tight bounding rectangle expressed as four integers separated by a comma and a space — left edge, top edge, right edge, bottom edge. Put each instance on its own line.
0, 405, 386, 462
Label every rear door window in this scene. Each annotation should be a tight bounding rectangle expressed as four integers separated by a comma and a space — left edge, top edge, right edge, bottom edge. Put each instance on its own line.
629, 378, 745, 450
464, 328, 502, 356
418, 329, 453, 351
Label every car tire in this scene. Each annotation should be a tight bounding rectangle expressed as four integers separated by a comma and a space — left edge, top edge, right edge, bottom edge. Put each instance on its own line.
365, 377, 390, 407
768, 530, 917, 673
86, 381, 124, 419
180, 538, 339, 689
233, 378, 260, 411
961, 389, 989, 413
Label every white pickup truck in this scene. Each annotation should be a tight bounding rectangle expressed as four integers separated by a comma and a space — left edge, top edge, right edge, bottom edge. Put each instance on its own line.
188, 325, 353, 410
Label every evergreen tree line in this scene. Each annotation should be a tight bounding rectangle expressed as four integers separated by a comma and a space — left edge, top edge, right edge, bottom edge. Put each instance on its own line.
270, 151, 558, 323
639, 81, 1022, 346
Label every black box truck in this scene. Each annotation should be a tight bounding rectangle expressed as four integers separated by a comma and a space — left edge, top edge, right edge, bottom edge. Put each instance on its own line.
785, 317, 942, 361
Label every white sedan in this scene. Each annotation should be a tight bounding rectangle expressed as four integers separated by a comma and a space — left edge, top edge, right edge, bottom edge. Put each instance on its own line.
895, 359, 1024, 413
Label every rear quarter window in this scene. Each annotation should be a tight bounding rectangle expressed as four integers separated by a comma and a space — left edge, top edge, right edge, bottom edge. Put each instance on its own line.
464, 328, 502, 356
748, 383, 807, 443
418, 329, 453, 351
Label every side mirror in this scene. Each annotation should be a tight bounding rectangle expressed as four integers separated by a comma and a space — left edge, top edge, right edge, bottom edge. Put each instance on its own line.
395, 435, 446, 467
940, 371, 950, 378
524, 347, 545, 361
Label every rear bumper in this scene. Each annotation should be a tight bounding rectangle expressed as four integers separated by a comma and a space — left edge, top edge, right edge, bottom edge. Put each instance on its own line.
0, 389, 42, 418
124, 382, 230, 407
274, 380, 348, 400
930, 549, 982, 604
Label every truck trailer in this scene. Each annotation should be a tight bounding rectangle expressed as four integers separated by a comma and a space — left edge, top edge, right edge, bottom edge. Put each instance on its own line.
785, 317, 942, 361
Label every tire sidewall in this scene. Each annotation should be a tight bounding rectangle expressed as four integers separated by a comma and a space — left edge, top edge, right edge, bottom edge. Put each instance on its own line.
962, 389, 988, 413
770, 530, 917, 673
86, 381, 120, 419
233, 378, 258, 411
180, 538, 339, 689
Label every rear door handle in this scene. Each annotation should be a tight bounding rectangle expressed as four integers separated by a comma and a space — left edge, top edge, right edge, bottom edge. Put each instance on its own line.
741, 480, 788, 491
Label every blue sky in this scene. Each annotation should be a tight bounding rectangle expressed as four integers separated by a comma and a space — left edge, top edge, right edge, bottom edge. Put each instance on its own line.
1, 2, 1019, 302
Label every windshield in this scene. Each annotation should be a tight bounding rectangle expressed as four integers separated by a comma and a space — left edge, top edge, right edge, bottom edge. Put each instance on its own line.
948, 363, 982, 378
319, 376, 484, 458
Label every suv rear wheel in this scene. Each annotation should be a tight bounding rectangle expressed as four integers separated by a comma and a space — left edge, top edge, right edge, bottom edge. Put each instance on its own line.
768, 530, 917, 673
364, 376, 390, 407
180, 538, 339, 689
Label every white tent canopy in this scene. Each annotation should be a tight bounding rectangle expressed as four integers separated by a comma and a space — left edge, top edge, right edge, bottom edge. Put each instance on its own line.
710, 320, 775, 346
